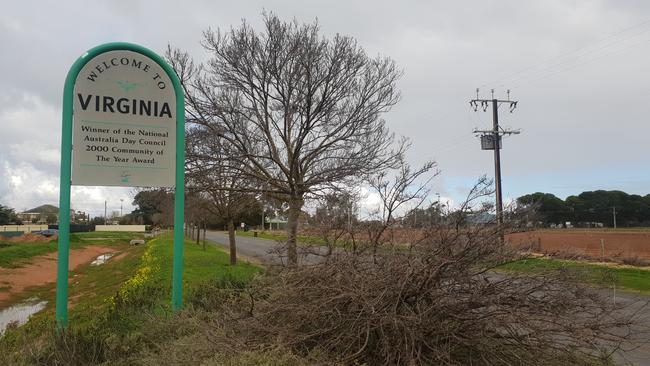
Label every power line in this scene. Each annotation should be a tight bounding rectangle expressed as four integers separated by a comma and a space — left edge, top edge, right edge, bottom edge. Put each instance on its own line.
481, 18, 650, 89
510, 36, 650, 89
506, 28, 650, 88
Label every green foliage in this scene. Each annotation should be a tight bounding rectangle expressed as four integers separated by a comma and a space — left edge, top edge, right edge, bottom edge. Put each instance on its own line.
118, 213, 135, 225
517, 192, 570, 225
88, 216, 103, 225
131, 189, 173, 225
518, 190, 650, 227
0, 204, 16, 224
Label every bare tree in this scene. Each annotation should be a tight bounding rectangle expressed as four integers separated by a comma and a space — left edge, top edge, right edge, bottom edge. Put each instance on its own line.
308, 187, 360, 256
185, 125, 256, 265
362, 156, 437, 256
168, 13, 403, 264
184, 191, 211, 241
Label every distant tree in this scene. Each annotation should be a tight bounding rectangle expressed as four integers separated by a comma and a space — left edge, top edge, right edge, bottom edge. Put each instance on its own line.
46, 214, 57, 224
237, 200, 266, 228
0, 205, 15, 225
168, 13, 403, 264
364, 158, 436, 257
401, 205, 446, 228
90, 216, 105, 225
566, 190, 625, 227
118, 214, 135, 225
516, 190, 650, 227
310, 188, 360, 255
131, 189, 173, 225
642, 194, 650, 226
184, 126, 256, 264
516, 192, 570, 226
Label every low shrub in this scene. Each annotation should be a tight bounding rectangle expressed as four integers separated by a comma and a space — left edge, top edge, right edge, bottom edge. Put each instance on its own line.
238, 225, 638, 366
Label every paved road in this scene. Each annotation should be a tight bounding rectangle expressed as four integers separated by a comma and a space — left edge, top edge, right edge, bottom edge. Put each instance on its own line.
204, 231, 650, 365
204, 230, 328, 265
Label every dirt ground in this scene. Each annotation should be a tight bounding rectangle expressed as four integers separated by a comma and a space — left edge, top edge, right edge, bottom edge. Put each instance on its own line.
506, 230, 650, 260
6, 233, 56, 244
0, 246, 120, 307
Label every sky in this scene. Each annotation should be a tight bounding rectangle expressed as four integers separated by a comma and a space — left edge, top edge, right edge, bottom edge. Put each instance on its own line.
2, 0, 650, 217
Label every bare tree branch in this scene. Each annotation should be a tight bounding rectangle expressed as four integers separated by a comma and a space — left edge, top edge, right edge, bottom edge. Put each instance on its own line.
168, 13, 404, 263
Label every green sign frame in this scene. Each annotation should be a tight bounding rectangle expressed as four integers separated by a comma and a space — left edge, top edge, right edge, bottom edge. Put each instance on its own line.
56, 42, 186, 328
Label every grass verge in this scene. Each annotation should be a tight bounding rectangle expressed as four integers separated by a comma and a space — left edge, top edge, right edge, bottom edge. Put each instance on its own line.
0, 232, 260, 365
498, 257, 650, 294
237, 230, 326, 246
236, 230, 403, 252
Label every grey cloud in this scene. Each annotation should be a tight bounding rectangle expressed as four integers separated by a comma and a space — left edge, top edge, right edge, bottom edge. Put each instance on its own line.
2, 0, 650, 214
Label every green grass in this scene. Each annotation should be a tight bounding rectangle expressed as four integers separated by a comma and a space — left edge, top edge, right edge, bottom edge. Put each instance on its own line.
237, 230, 327, 246
147, 234, 261, 299
499, 257, 650, 294
236, 230, 398, 253
0, 240, 57, 268
0, 231, 143, 269
0, 232, 261, 365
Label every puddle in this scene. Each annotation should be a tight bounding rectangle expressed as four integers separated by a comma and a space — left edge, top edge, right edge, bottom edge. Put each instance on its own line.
0, 298, 47, 336
91, 253, 115, 266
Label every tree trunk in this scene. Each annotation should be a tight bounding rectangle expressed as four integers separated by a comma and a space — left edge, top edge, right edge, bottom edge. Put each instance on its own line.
286, 196, 303, 265
196, 224, 200, 245
202, 224, 206, 251
227, 219, 237, 265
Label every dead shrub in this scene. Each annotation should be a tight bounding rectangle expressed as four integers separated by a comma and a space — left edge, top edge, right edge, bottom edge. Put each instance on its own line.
545, 247, 590, 261
236, 196, 642, 366
217, 177, 642, 365
620, 255, 650, 267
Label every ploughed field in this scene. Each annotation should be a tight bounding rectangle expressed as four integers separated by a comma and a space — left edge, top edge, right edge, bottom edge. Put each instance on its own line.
506, 229, 650, 260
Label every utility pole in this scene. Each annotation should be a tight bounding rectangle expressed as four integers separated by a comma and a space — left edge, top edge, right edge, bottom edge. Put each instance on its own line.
612, 206, 617, 229
104, 200, 107, 225
120, 198, 124, 217
470, 88, 520, 226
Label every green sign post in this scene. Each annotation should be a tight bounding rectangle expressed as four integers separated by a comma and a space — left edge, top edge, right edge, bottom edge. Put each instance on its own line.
56, 42, 185, 328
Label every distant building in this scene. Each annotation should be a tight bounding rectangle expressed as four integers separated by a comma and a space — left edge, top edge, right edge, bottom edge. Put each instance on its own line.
266, 217, 288, 230
466, 212, 496, 225
17, 204, 86, 224
18, 204, 57, 223
17, 211, 43, 223
72, 210, 88, 223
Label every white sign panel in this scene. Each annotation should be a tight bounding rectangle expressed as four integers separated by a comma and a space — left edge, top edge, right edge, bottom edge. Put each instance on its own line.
72, 50, 176, 187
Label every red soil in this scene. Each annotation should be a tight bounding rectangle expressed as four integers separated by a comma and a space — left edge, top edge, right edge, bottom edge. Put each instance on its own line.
506, 230, 650, 260
0, 246, 120, 307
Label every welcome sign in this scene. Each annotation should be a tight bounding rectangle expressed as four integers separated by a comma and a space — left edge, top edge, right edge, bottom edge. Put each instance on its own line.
72, 50, 176, 187
57, 43, 186, 329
